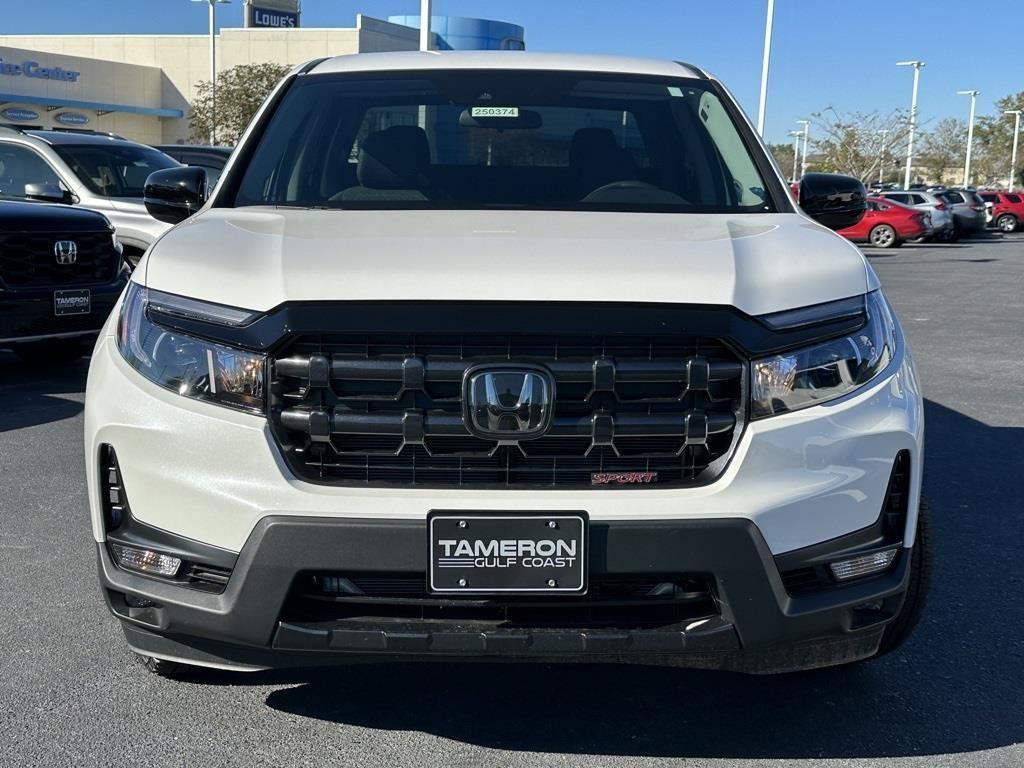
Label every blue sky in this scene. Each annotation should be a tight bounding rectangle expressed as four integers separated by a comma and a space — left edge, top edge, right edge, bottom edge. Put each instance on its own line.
4, 0, 1023, 143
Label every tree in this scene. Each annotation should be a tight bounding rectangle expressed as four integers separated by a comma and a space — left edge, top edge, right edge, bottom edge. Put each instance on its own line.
189, 62, 292, 145
917, 118, 967, 185
808, 107, 913, 182
767, 141, 797, 181
971, 91, 1024, 187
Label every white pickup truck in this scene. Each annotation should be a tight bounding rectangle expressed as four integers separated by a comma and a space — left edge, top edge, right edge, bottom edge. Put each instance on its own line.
84, 50, 929, 677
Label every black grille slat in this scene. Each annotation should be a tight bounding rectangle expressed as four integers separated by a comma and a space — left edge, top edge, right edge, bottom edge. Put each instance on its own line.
288, 572, 719, 629
0, 231, 119, 288
307, 572, 711, 600
280, 409, 735, 443
271, 332, 744, 488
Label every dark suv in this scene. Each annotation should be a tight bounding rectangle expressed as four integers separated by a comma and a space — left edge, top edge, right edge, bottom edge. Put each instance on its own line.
0, 199, 128, 362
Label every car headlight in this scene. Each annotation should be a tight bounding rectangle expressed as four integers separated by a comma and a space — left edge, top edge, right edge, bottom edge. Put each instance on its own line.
751, 290, 897, 418
116, 282, 265, 414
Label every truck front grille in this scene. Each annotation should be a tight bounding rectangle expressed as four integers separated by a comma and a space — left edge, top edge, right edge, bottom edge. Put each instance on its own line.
0, 231, 119, 288
269, 331, 745, 488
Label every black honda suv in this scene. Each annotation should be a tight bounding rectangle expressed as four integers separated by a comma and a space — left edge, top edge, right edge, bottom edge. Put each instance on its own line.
0, 199, 128, 362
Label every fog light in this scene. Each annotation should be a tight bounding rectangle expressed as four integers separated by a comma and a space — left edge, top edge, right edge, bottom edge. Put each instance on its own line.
829, 547, 899, 582
110, 543, 182, 577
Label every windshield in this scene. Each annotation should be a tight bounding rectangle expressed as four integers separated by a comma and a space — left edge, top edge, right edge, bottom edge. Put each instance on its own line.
233, 70, 774, 213
54, 144, 178, 198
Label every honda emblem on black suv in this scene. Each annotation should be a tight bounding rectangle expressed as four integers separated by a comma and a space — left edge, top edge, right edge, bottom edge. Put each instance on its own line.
54, 240, 78, 265
464, 366, 554, 440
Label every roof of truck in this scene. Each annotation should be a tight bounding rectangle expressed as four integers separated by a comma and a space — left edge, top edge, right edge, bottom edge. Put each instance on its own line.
308, 50, 707, 80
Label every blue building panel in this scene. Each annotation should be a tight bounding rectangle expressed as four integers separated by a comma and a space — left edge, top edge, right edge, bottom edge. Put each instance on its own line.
387, 15, 525, 50
0, 92, 183, 118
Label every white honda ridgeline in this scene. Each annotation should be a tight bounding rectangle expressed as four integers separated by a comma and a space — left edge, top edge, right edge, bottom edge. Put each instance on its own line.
85, 51, 930, 677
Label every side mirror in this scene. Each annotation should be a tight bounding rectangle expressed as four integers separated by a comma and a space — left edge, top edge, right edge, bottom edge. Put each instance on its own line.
799, 173, 867, 231
24, 182, 74, 205
144, 166, 207, 225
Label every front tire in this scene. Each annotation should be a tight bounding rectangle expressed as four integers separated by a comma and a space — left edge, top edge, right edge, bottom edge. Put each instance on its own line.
872, 498, 933, 658
869, 224, 898, 248
137, 653, 193, 678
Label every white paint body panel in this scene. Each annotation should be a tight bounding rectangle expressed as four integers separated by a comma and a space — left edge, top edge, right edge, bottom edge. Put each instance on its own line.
142, 209, 869, 316
308, 50, 704, 79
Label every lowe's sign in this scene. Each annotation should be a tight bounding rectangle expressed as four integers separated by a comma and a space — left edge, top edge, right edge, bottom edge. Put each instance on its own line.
248, 3, 299, 28
0, 57, 81, 82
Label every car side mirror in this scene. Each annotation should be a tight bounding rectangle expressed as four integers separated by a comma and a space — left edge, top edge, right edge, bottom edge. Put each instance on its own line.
144, 166, 207, 225
24, 182, 74, 205
799, 173, 867, 231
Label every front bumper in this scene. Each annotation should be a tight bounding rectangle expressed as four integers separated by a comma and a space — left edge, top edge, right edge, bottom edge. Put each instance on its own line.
0, 276, 127, 345
86, 315, 923, 671
99, 515, 912, 673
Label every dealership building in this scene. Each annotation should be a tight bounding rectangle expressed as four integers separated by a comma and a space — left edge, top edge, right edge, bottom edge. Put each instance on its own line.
0, 7, 525, 145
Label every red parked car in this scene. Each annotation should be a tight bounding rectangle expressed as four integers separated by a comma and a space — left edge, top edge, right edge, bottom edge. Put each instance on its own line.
838, 196, 929, 248
977, 191, 1024, 233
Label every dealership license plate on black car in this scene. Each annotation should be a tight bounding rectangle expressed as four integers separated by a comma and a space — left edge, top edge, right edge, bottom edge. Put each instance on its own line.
54, 289, 90, 316
429, 513, 587, 594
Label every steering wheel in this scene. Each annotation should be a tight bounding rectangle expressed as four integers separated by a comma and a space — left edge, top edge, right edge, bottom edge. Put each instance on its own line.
582, 180, 689, 205
585, 180, 662, 197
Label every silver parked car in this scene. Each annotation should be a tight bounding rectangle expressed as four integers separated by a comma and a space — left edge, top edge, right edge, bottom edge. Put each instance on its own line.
927, 187, 986, 237
877, 189, 956, 241
0, 126, 178, 263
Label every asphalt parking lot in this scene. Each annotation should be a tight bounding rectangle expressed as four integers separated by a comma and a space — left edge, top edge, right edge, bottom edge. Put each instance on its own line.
1, 233, 1022, 768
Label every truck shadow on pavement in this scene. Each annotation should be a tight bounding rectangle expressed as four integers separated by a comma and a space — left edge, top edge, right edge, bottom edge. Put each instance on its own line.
0, 352, 88, 433
255, 398, 1024, 760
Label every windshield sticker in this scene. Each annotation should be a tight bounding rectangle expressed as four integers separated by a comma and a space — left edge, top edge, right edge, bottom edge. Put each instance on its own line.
470, 106, 520, 118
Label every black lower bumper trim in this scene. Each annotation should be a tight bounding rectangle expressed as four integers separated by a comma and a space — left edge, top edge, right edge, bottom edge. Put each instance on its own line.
122, 621, 883, 674
274, 615, 737, 655
99, 515, 910, 673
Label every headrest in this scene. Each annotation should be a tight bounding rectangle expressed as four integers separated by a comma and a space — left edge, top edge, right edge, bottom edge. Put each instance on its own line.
569, 127, 620, 169
568, 127, 637, 195
356, 126, 430, 190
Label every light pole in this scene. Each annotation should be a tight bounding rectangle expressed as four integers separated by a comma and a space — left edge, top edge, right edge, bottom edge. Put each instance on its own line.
788, 130, 802, 181
897, 60, 924, 188
958, 90, 980, 187
796, 119, 810, 178
1005, 109, 1021, 192
878, 129, 889, 184
755, 0, 775, 136
419, 0, 432, 51
193, 0, 231, 146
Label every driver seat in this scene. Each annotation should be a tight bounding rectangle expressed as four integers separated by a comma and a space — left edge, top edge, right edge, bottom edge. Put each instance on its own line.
336, 126, 432, 201
568, 127, 637, 199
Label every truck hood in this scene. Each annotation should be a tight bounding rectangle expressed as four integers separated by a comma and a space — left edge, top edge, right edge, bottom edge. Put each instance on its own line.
0, 198, 113, 232
143, 209, 869, 316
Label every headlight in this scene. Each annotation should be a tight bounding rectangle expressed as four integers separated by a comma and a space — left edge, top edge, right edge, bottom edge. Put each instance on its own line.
751, 291, 897, 418
116, 282, 265, 414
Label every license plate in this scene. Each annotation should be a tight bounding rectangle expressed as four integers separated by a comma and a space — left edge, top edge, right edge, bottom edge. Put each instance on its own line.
54, 289, 90, 316
429, 513, 587, 594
